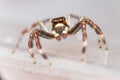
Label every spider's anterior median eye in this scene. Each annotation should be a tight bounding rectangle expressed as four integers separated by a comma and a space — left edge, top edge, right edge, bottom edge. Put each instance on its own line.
59, 19, 63, 23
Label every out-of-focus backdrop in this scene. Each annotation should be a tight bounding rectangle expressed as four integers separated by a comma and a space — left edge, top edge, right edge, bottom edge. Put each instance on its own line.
0, 0, 120, 80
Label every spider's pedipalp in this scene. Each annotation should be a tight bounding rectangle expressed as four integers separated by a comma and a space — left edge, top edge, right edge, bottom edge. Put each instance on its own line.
62, 27, 69, 38
52, 30, 61, 41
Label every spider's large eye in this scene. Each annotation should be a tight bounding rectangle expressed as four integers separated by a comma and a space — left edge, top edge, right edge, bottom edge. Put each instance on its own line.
59, 19, 63, 23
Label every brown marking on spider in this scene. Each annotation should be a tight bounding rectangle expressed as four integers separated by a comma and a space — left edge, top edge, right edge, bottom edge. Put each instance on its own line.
12, 14, 108, 65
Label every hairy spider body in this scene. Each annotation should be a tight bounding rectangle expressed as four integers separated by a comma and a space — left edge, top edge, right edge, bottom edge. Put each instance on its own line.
12, 14, 108, 65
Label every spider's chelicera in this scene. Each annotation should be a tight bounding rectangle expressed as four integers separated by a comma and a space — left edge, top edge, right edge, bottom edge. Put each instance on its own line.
12, 14, 108, 65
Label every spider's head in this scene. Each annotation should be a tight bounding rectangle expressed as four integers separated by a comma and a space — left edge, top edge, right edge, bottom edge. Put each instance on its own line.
51, 17, 68, 34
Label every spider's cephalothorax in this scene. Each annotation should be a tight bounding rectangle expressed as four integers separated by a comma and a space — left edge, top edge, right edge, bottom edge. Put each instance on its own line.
12, 14, 109, 65
51, 17, 69, 35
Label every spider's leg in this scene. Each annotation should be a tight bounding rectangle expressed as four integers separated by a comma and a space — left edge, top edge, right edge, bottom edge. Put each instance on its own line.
34, 31, 54, 65
81, 23, 87, 61
98, 36, 102, 49
12, 22, 38, 53
84, 17, 109, 64
29, 30, 54, 65
68, 22, 87, 61
67, 14, 80, 21
28, 33, 36, 64
68, 22, 82, 34
85, 17, 108, 51
12, 19, 50, 53
66, 14, 80, 27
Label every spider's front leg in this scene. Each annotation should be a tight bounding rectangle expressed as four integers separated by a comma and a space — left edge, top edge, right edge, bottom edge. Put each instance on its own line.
68, 14, 108, 62
68, 22, 87, 61
68, 14, 108, 51
81, 23, 87, 61
28, 30, 54, 65
84, 17, 109, 64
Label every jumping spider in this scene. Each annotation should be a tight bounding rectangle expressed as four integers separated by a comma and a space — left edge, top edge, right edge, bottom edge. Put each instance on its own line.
12, 14, 108, 65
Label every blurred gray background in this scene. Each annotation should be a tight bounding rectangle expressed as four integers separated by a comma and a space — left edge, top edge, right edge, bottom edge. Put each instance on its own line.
0, 0, 120, 45
0, 0, 120, 80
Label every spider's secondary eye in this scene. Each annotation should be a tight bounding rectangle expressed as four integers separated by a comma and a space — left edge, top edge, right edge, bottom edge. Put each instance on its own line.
54, 20, 58, 23
62, 17, 65, 20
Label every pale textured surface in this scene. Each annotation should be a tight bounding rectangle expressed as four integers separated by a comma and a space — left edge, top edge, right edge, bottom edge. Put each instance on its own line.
0, 0, 120, 80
